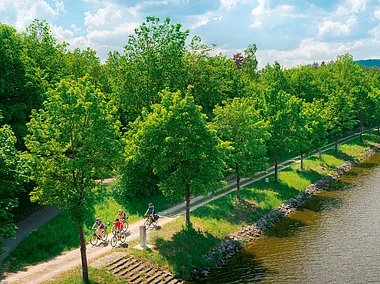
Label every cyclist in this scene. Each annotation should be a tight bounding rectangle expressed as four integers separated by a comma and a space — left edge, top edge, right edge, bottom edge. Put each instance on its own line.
115, 209, 126, 223
92, 218, 105, 239
114, 218, 124, 236
144, 203, 156, 222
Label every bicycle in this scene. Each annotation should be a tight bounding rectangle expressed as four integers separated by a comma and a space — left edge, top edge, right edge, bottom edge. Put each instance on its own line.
144, 214, 159, 229
111, 217, 129, 235
110, 229, 126, 247
90, 227, 108, 246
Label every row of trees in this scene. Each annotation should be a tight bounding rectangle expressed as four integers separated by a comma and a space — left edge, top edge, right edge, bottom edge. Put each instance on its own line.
1, 16, 380, 281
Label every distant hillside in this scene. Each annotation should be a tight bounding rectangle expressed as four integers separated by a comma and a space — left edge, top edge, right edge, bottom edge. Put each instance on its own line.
355, 59, 380, 68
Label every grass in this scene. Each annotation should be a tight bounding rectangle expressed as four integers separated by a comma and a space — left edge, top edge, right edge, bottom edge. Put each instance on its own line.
41, 267, 126, 283
2, 132, 379, 281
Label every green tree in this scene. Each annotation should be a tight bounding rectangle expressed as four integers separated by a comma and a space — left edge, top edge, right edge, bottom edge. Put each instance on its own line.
110, 16, 189, 125
287, 65, 320, 102
185, 36, 240, 119
263, 89, 302, 182
325, 91, 357, 153
25, 76, 122, 282
241, 43, 259, 82
23, 19, 67, 93
255, 62, 299, 182
295, 100, 327, 169
124, 88, 226, 224
0, 24, 41, 149
0, 116, 27, 253
213, 97, 269, 201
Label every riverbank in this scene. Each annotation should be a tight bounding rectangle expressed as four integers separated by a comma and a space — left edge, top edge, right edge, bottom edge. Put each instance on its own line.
2, 134, 379, 283
190, 144, 380, 281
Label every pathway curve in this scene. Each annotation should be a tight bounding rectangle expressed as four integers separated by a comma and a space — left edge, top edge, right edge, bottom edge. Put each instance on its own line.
1, 130, 367, 283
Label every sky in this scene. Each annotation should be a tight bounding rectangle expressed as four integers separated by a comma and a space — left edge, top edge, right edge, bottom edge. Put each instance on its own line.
1, 0, 379, 68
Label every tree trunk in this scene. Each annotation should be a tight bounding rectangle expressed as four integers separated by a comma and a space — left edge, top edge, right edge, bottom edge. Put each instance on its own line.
318, 148, 322, 160
300, 152, 304, 170
359, 120, 363, 142
185, 184, 190, 224
274, 156, 278, 183
236, 163, 241, 202
79, 226, 89, 283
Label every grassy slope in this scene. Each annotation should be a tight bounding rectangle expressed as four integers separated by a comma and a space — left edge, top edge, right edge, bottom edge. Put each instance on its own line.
2, 134, 379, 281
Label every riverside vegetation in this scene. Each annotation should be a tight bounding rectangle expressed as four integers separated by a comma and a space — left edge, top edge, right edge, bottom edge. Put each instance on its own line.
1, 15, 380, 283
2, 133, 379, 283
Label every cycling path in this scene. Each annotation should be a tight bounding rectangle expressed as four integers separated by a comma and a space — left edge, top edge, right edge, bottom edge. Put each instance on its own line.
1, 131, 365, 283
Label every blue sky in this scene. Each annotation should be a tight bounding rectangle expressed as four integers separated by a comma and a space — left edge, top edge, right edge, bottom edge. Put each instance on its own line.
1, 0, 379, 68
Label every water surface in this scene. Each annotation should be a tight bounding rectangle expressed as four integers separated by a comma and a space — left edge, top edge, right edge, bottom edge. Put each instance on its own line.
196, 153, 380, 283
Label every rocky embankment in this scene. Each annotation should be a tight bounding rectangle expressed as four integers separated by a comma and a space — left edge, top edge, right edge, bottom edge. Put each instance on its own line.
190, 146, 379, 280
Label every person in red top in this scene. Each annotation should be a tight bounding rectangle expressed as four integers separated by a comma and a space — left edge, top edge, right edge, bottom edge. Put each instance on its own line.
114, 218, 124, 236
115, 209, 126, 223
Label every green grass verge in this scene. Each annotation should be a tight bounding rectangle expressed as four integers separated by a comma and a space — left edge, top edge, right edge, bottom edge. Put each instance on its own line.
106, 133, 379, 280
41, 267, 126, 284
2, 133, 379, 280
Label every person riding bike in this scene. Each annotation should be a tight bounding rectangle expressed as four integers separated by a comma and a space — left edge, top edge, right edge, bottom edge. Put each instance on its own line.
144, 203, 156, 223
115, 209, 126, 223
114, 218, 124, 236
92, 218, 105, 239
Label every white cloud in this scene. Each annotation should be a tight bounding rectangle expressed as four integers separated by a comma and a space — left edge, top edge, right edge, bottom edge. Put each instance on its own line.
336, 0, 369, 16
0, 0, 66, 30
84, 2, 140, 30
318, 17, 357, 40
257, 36, 380, 68
252, 0, 294, 17
249, 21, 261, 28
86, 22, 139, 44
374, 9, 380, 19
50, 24, 74, 42
220, 0, 247, 11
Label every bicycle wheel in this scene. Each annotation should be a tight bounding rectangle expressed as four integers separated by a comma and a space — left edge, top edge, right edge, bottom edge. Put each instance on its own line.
90, 233, 98, 246
110, 235, 117, 248
119, 233, 126, 243
112, 225, 117, 235
144, 219, 150, 228
102, 231, 108, 241
151, 219, 158, 228
123, 220, 129, 232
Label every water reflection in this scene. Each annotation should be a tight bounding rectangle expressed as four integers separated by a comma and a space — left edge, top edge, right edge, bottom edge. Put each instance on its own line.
194, 152, 380, 283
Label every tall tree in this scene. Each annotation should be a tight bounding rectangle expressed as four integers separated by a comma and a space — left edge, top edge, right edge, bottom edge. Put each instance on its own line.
295, 100, 327, 169
0, 24, 41, 149
325, 90, 357, 153
185, 36, 240, 119
0, 116, 27, 254
110, 16, 189, 125
23, 19, 67, 93
213, 97, 269, 201
25, 76, 122, 282
124, 88, 226, 224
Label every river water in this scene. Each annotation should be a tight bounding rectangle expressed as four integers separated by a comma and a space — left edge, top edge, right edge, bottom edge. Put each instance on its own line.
196, 152, 380, 283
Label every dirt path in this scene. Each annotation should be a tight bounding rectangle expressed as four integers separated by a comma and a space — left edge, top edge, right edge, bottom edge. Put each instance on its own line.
1, 131, 366, 283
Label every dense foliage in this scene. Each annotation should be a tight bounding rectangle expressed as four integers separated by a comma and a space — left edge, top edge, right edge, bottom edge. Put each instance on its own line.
2, 15, 380, 281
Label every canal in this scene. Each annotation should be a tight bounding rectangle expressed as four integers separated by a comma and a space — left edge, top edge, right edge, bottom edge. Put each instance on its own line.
196, 152, 380, 283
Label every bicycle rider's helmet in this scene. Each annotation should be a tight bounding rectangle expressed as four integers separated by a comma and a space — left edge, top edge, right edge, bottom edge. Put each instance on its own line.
96, 217, 100, 221
119, 209, 122, 212
149, 203, 152, 206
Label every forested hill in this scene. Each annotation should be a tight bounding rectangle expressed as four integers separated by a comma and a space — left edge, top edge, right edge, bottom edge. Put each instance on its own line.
355, 59, 380, 68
